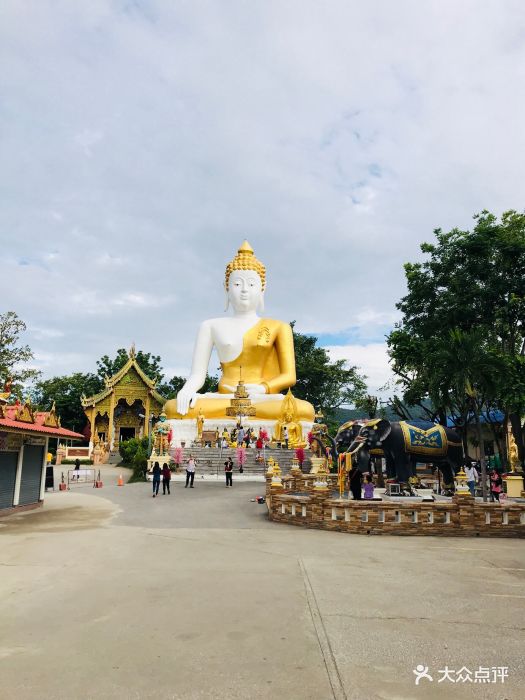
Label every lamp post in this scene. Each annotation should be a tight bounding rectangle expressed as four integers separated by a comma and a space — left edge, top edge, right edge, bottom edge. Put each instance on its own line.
139, 413, 155, 457
148, 414, 154, 457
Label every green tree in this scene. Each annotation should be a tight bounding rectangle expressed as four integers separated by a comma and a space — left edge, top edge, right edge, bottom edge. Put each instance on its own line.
0, 311, 41, 393
354, 394, 384, 419
96, 348, 163, 383
292, 324, 367, 422
158, 373, 219, 399
388, 210, 525, 464
118, 437, 149, 482
32, 373, 102, 431
32, 348, 165, 432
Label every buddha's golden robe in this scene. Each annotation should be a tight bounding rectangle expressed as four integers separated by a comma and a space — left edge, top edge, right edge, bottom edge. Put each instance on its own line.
164, 319, 315, 421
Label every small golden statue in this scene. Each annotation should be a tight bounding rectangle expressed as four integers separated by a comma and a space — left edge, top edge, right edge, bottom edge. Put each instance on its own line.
153, 412, 170, 456
272, 389, 306, 448
196, 408, 205, 440
508, 432, 520, 472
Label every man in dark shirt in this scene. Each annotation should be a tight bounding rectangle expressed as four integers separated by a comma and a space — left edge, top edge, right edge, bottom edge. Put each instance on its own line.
224, 457, 233, 488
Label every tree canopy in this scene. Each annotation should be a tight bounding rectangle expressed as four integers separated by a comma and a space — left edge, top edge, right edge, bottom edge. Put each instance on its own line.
292, 324, 367, 420
387, 209, 525, 462
32, 373, 102, 432
158, 373, 218, 399
0, 311, 40, 394
96, 348, 163, 383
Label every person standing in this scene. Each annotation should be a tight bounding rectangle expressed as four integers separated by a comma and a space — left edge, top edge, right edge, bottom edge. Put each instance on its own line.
348, 466, 363, 500
152, 462, 161, 498
72, 458, 81, 481
283, 426, 289, 449
490, 469, 502, 502
162, 464, 171, 495
237, 425, 244, 448
185, 454, 196, 488
224, 456, 233, 487
465, 461, 479, 498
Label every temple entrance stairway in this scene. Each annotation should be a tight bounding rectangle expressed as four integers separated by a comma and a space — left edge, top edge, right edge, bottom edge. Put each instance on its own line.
175, 446, 312, 476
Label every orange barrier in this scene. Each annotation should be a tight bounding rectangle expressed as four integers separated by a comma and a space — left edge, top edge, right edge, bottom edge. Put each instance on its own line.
117, 474, 124, 487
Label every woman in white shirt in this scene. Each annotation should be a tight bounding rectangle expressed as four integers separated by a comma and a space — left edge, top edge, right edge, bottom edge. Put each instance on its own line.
185, 455, 196, 488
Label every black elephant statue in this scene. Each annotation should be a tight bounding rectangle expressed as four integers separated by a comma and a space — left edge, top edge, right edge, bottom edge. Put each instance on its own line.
335, 418, 463, 488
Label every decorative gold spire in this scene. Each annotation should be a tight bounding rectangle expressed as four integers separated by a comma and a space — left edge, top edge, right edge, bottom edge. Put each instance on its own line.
225, 240, 266, 290
225, 377, 256, 418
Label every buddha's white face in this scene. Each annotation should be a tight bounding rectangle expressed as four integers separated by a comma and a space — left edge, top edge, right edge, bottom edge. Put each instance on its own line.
227, 270, 263, 313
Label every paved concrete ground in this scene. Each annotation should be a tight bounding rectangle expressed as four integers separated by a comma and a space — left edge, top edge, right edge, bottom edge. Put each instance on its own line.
0, 475, 523, 700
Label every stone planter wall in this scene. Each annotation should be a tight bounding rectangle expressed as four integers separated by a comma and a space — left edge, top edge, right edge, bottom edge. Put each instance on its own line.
266, 476, 525, 538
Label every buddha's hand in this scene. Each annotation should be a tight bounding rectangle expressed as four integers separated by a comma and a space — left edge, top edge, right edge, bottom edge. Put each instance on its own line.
246, 384, 267, 396
176, 388, 198, 416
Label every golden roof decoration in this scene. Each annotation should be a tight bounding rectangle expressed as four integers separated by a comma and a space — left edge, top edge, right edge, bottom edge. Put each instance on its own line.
16, 401, 35, 424
43, 402, 61, 428
0, 377, 12, 404
81, 347, 166, 407
225, 240, 266, 291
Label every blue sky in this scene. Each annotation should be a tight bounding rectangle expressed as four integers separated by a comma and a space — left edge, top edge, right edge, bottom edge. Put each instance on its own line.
1, 1, 524, 398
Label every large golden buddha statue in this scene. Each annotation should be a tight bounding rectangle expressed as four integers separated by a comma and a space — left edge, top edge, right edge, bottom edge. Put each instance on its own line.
164, 241, 314, 425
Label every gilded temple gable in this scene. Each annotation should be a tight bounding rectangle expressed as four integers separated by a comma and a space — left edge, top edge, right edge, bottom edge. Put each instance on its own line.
81, 348, 166, 409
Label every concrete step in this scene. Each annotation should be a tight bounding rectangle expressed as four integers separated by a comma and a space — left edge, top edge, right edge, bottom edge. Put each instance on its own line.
170, 447, 311, 475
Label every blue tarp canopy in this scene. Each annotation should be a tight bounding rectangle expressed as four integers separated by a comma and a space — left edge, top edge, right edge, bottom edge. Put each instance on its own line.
446, 410, 504, 428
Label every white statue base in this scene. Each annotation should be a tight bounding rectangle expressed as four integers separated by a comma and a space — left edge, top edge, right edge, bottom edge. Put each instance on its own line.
167, 418, 313, 448
147, 452, 172, 470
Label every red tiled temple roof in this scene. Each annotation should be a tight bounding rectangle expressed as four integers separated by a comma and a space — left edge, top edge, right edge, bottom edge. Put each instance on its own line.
0, 404, 83, 440
0, 417, 83, 439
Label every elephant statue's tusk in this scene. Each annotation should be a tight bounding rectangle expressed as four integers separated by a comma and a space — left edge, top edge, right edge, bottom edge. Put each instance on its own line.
345, 440, 365, 456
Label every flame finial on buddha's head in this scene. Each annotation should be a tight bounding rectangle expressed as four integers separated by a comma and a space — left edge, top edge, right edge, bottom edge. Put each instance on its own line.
225, 240, 266, 290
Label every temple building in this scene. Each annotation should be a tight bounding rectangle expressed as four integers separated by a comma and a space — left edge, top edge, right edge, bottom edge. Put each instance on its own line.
0, 397, 83, 516
81, 347, 165, 451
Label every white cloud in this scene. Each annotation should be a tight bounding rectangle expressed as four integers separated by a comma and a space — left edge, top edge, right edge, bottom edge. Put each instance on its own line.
324, 343, 393, 396
67, 291, 176, 315
0, 1, 524, 381
74, 129, 104, 157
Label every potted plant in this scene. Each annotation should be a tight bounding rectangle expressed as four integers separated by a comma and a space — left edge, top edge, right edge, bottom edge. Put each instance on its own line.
236, 446, 247, 473
173, 447, 184, 472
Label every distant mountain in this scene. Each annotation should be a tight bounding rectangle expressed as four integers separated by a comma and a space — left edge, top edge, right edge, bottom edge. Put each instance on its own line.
332, 402, 434, 425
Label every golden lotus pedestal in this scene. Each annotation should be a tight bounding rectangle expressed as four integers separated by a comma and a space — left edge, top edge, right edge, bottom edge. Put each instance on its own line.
504, 474, 524, 498
309, 457, 326, 474
147, 452, 171, 471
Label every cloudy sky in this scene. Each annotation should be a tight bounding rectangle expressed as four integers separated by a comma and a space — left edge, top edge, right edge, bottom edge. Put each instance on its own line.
1, 0, 524, 398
